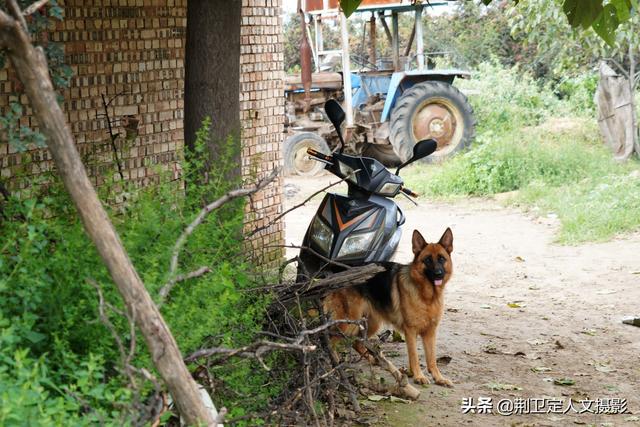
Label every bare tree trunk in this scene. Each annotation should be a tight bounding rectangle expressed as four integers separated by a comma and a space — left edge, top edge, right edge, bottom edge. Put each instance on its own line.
184, 0, 242, 166
0, 7, 214, 426
629, 45, 639, 154
596, 61, 637, 160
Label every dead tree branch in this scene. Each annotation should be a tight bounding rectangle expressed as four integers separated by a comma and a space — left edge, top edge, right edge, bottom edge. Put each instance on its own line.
247, 170, 358, 238
362, 341, 420, 400
23, 0, 49, 16
271, 263, 386, 307
256, 243, 351, 270
6, 0, 27, 32
87, 279, 165, 425
185, 340, 316, 368
100, 93, 125, 180
159, 168, 279, 302
185, 319, 363, 366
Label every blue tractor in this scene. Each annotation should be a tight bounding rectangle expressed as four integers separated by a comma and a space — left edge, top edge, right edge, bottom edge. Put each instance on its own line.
283, 1, 476, 176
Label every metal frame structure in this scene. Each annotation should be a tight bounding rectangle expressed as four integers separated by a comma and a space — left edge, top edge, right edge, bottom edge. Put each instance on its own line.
304, 2, 459, 127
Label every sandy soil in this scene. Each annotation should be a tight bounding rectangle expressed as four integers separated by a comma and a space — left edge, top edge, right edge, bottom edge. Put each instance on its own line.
283, 171, 640, 427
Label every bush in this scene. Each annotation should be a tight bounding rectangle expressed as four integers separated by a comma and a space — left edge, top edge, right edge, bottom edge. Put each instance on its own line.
0, 118, 276, 423
455, 61, 573, 134
406, 120, 615, 196
553, 73, 599, 115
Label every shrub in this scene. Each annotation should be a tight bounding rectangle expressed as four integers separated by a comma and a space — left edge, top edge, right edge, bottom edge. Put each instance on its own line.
455, 61, 572, 134
0, 118, 275, 423
406, 120, 616, 196
553, 73, 598, 115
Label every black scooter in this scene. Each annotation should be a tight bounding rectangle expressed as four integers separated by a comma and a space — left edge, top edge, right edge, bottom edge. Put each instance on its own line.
297, 100, 437, 280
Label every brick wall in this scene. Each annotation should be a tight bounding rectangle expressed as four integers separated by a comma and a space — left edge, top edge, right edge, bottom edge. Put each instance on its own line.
0, 0, 188, 191
239, 0, 285, 266
0, 0, 284, 266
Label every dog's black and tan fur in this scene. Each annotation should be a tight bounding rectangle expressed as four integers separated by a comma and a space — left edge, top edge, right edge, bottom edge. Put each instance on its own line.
324, 228, 454, 386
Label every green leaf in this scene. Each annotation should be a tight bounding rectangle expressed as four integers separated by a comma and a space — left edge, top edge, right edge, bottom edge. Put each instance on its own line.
592, 4, 620, 46
340, 0, 362, 17
24, 330, 46, 344
390, 396, 411, 403
553, 377, 575, 386
610, 0, 631, 21
367, 394, 386, 401
531, 366, 551, 373
563, 0, 603, 29
484, 382, 522, 391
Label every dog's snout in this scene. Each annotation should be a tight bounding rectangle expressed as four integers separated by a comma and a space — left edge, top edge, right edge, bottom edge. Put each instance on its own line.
434, 268, 444, 277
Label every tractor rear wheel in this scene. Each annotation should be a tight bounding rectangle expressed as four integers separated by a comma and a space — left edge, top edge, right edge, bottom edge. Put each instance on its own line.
362, 143, 402, 167
389, 81, 475, 163
283, 132, 330, 176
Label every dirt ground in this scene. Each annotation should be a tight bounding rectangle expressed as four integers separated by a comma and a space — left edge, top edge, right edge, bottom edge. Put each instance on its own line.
283, 172, 640, 427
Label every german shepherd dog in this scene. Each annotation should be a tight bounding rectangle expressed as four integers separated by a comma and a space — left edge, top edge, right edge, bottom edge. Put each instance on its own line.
324, 228, 454, 387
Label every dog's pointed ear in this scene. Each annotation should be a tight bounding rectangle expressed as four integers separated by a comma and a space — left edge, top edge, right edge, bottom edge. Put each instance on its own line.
439, 227, 453, 254
412, 230, 427, 255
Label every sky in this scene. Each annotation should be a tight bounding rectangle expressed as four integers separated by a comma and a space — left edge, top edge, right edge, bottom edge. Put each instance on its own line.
282, 0, 457, 17
283, 0, 297, 13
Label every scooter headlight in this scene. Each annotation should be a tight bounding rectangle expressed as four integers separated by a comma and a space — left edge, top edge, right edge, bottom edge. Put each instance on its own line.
310, 216, 333, 255
337, 230, 377, 258
338, 161, 358, 184
377, 182, 401, 197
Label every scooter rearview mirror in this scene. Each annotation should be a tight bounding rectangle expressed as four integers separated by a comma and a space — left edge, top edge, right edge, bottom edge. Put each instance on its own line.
325, 99, 346, 153
395, 139, 438, 175
413, 139, 438, 159
325, 99, 345, 128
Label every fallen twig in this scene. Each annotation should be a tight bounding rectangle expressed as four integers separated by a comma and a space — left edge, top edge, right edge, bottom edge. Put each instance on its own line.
185, 340, 316, 368
185, 320, 364, 366
362, 341, 420, 400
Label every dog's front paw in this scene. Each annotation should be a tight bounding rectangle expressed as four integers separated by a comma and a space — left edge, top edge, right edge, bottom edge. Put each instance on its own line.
413, 374, 430, 385
434, 377, 453, 388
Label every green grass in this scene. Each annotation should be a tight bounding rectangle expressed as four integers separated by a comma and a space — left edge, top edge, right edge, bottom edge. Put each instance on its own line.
404, 120, 640, 243
514, 173, 640, 243
404, 62, 640, 244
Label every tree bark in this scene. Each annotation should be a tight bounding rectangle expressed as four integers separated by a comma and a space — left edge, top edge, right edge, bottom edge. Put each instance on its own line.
184, 0, 242, 165
0, 8, 214, 426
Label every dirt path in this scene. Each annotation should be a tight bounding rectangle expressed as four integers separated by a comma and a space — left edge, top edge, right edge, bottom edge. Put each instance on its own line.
283, 173, 640, 427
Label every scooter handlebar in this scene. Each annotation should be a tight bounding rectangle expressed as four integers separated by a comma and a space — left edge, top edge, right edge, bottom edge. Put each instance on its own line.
401, 187, 419, 198
306, 148, 333, 163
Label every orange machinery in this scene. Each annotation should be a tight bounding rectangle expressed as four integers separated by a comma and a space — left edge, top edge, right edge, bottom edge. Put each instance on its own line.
305, 0, 412, 11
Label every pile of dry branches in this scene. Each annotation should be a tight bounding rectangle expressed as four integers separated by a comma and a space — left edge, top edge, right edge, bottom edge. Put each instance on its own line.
184, 262, 420, 426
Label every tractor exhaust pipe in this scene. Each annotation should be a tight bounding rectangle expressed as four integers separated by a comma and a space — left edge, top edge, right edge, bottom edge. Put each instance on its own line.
298, 0, 312, 112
